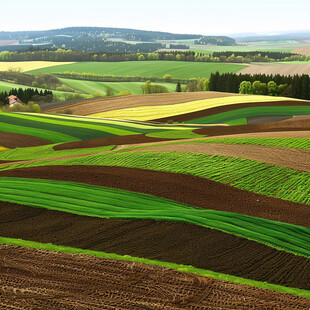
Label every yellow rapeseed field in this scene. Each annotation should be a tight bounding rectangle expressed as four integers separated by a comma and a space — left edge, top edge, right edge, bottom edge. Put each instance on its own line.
0, 61, 75, 72
88, 95, 295, 121
0, 146, 9, 151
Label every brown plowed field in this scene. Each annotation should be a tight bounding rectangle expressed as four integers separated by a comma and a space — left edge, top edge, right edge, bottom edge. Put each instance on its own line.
194, 117, 310, 136
1, 203, 310, 290
0, 131, 50, 148
238, 63, 310, 76
43, 91, 239, 115
293, 47, 310, 56
53, 133, 174, 150
0, 166, 308, 227
152, 100, 309, 122
2, 245, 308, 310
133, 143, 310, 172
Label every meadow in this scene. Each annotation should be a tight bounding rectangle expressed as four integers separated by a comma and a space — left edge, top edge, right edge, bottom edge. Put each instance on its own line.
27, 61, 246, 79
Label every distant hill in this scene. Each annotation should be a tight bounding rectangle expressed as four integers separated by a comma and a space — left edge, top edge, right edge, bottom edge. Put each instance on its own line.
231, 30, 310, 41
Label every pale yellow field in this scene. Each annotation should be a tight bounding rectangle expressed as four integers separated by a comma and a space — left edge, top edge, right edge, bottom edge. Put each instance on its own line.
0, 61, 75, 72
89, 95, 296, 121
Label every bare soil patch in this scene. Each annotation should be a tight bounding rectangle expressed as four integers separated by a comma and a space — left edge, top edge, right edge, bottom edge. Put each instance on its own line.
43, 91, 239, 115
238, 63, 310, 76
2, 245, 308, 309
152, 100, 309, 122
0, 131, 50, 148
1, 203, 309, 290
292, 47, 310, 56
133, 143, 310, 172
0, 165, 308, 227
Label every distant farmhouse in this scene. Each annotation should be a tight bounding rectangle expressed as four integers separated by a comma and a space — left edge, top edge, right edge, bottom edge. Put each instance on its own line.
8, 95, 22, 106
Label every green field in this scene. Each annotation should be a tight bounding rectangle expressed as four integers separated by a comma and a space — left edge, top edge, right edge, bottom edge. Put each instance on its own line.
184, 106, 310, 124
60, 78, 178, 95
0, 112, 197, 143
1, 177, 309, 257
27, 61, 246, 79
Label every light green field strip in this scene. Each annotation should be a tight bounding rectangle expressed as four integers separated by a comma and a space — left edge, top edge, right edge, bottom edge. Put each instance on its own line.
184, 106, 310, 124
0, 144, 114, 161
0, 122, 78, 143
60, 78, 177, 95
2, 152, 308, 205
146, 129, 205, 139
0, 61, 75, 72
2, 112, 136, 136
88, 95, 296, 121
0, 177, 309, 257
19, 112, 191, 131
1, 237, 308, 299
27, 61, 246, 79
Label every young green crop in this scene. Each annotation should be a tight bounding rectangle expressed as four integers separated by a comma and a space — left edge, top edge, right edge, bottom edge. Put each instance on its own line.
0, 177, 309, 257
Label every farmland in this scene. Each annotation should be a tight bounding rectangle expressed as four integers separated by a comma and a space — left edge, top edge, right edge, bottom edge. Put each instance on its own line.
1, 71, 310, 307
0, 61, 74, 72
27, 61, 246, 79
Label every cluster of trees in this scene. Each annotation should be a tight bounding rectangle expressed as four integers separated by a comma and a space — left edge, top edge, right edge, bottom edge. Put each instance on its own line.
57, 71, 190, 84
0, 70, 63, 90
195, 36, 237, 46
169, 44, 189, 49
0, 88, 53, 105
142, 81, 168, 94
211, 51, 309, 63
209, 72, 310, 99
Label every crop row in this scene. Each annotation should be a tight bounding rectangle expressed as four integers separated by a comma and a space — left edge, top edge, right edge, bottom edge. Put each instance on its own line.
184, 106, 310, 124
0, 177, 309, 257
88, 95, 292, 120
2, 151, 308, 205
1, 237, 308, 298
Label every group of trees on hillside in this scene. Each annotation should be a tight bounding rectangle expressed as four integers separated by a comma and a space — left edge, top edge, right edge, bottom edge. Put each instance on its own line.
0, 88, 53, 105
142, 81, 168, 94
209, 72, 310, 99
195, 36, 237, 46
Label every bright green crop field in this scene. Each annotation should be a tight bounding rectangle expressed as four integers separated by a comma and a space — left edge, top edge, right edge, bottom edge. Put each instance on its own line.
184, 106, 310, 124
1, 151, 309, 206
27, 61, 246, 79
60, 78, 178, 95
0, 177, 309, 257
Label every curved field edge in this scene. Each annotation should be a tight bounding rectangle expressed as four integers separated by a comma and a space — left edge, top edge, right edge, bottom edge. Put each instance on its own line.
120, 137, 310, 151
1, 237, 309, 299
1, 152, 309, 206
0, 177, 309, 258
88, 95, 302, 121
183, 106, 310, 124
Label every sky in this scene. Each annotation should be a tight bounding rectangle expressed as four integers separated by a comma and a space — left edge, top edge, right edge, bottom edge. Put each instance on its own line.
1, 0, 310, 35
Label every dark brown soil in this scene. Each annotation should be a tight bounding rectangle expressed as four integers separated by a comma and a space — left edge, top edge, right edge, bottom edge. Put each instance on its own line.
0, 131, 50, 148
194, 118, 310, 136
2, 245, 309, 309
1, 203, 309, 290
152, 100, 310, 122
0, 165, 308, 227
53, 134, 174, 150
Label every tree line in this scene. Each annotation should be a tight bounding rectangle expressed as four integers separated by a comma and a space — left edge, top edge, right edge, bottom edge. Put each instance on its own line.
0, 88, 53, 105
209, 72, 310, 99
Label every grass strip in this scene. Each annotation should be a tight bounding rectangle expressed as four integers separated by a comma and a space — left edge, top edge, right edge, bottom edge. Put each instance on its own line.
0, 237, 309, 299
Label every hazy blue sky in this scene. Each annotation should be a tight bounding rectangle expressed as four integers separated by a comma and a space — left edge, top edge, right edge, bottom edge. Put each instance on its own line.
2, 0, 310, 35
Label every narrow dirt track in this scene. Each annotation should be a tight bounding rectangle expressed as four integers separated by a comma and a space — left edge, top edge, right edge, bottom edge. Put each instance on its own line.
152, 100, 309, 122
133, 143, 310, 172
0, 166, 309, 227
0, 131, 50, 148
2, 245, 308, 309
43, 91, 238, 115
1, 203, 309, 290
